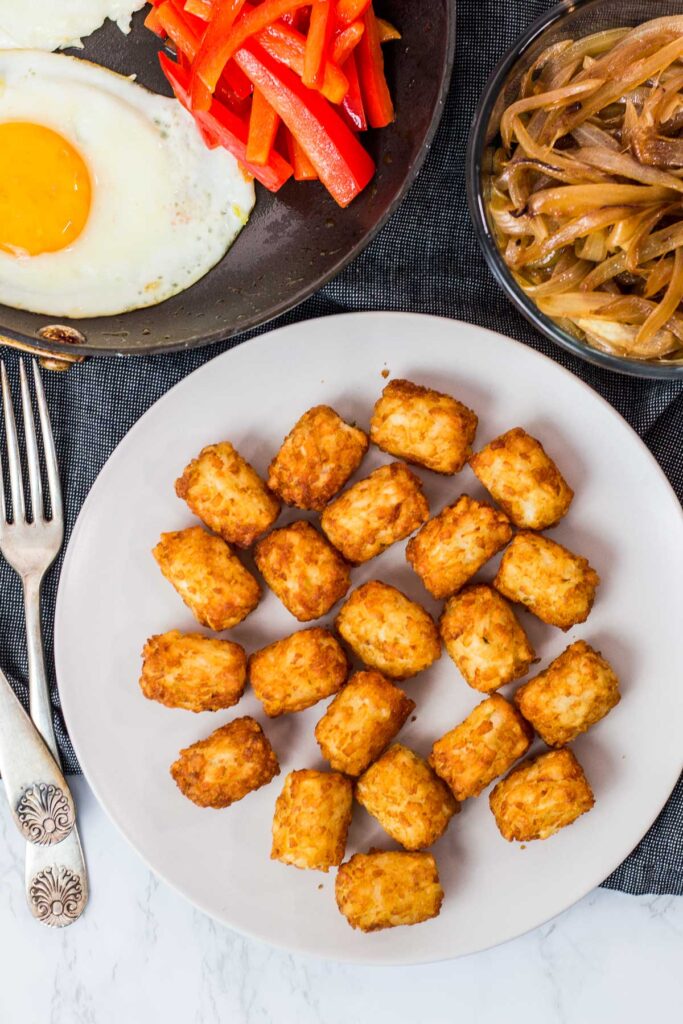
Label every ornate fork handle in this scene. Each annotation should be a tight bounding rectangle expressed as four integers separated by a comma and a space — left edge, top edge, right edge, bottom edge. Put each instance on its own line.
0, 661, 75, 846
22, 574, 88, 926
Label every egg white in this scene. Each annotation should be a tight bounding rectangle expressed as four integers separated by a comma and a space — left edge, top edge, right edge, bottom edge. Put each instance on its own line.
0, 50, 255, 318
0, 0, 146, 51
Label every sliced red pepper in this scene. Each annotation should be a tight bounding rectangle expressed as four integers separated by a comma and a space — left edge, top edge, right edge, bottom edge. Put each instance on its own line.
219, 59, 254, 102
197, 120, 222, 148
144, 6, 166, 36
294, 7, 311, 33
194, 0, 311, 100
159, 52, 293, 191
158, 1, 251, 106
234, 41, 375, 206
246, 88, 281, 165
341, 50, 367, 131
155, 1, 201, 59
332, 20, 364, 66
376, 17, 401, 43
184, 0, 214, 19
153, 2, 249, 110
214, 73, 251, 112
356, 7, 394, 128
336, 0, 371, 27
258, 20, 348, 105
191, 0, 247, 109
169, 0, 207, 35
303, 1, 334, 89
286, 131, 319, 180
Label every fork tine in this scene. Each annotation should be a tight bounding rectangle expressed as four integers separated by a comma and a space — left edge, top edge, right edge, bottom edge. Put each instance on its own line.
1, 361, 25, 523
31, 360, 62, 523
19, 361, 44, 523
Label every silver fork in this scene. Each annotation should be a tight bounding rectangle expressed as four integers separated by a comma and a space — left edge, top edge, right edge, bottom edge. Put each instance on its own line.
0, 359, 88, 927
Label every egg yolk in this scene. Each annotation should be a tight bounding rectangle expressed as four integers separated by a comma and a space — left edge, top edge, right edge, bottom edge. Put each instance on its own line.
0, 122, 91, 257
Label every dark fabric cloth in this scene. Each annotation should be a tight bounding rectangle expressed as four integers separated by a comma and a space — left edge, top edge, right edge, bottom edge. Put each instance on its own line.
0, 0, 680, 894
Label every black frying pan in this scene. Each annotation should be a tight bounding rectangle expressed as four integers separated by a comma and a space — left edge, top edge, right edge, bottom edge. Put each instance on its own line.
0, 2, 455, 359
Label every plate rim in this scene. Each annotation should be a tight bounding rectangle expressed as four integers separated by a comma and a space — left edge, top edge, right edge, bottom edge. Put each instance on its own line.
55, 312, 683, 964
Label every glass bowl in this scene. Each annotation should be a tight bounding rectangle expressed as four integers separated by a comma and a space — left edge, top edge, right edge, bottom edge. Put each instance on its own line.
466, 0, 683, 380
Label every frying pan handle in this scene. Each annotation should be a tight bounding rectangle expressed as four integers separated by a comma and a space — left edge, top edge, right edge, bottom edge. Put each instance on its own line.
0, 334, 85, 372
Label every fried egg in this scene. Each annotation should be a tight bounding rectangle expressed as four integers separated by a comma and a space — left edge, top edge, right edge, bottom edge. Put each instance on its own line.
0, 1, 145, 51
0, 50, 255, 318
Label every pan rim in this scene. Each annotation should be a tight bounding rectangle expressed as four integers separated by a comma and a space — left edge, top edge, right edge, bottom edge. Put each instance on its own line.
0, 3, 457, 360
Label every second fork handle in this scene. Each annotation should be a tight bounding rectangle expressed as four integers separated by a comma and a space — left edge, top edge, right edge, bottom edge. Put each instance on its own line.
22, 573, 89, 927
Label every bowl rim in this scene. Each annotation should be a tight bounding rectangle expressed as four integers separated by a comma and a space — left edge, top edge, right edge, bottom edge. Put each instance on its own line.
0, 3, 457, 361
466, 0, 683, 380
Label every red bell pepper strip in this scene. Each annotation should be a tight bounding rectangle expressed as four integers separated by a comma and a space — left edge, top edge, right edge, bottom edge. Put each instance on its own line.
376, 17, 401, 43
184, 0, 214, 19
155, 1, 201, 59
246, 88, 281, 165
258, 20, 348, 105
286, 131, 318, 180
303, 1, 334, 89
336, 0, 371, 28
191, 0, 247, 109
234, 41, 375, 206
197, 120, 222, 148
144, 6, 166, 36
159, 53, 293, 191
356, 7, 394, 128
219, 60, 253, 101
341, 50, 367, 131
169, 0, 207, 35
194, 0, 311, 99
332, 20, 364, 66
282, 9, 310, 31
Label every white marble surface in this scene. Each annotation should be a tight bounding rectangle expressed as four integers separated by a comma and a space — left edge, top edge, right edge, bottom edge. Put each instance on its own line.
0, 776, 680, 1024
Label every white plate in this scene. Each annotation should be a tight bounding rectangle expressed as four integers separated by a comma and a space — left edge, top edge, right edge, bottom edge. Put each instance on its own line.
55, 313, 683, 965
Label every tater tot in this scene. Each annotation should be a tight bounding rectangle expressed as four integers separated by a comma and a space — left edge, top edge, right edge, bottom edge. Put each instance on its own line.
320, 462, 429, 564
271, 769, 353, 871
406, 495, 513, 599
254, 520, 350, 621
248, 627, 348, 717
140, 630, 246, 712
170, 717, 279, 808
335, 851, 444, 932
356, 745, 459, 850
440, 584, 535, 693
469, 427, 573, 530
315, 670, 415, 776
429, 694, 533, 801
514, 640, 620, 747
336, 580, 441, 680
490, 748, 595, 841
370, 378, 478, 474
267, 405, 369, 511
153, 526, 261, 631
494, 532, 600, 630
175, 441, 280, 547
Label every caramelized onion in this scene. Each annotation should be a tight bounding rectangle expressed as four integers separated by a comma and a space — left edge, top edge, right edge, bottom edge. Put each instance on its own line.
500, 79, 604, 149
574, 147, 683, 192
485, 16, 683, 363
